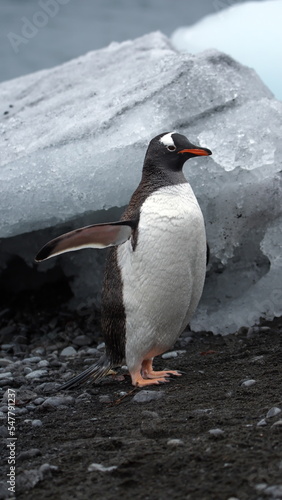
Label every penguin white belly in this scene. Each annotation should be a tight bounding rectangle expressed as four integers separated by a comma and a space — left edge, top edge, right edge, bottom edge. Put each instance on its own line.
117, 183, 206, 372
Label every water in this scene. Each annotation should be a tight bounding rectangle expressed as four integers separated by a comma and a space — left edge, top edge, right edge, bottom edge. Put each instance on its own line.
0, 0, 261, 83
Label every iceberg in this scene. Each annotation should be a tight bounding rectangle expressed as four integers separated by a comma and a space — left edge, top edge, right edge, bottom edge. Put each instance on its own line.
0, 32, 281, 334
171, 0, 282, 100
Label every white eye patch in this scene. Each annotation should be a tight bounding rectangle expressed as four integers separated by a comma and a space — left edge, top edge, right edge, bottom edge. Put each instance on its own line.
159, 132, 176, 147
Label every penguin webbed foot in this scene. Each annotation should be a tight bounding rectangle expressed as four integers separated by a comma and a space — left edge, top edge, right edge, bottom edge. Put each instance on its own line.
141, 359, 183, 381
132, 374, 170, 387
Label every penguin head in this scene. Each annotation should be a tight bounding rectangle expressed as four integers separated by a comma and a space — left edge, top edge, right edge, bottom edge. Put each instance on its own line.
144, 132, 212, 172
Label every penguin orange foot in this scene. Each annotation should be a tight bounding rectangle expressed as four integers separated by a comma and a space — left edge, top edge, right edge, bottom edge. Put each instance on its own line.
35, 132, 211, 391
141, 359, 182, 379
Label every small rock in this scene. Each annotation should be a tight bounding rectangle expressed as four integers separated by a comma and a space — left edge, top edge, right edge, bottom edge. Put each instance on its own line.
85, 348, 99, 356
35, 382, 60, 393
60, 346, 77, 357
33, 398, 45, 405
266, 407, 281, 418
162, 351, 178, 359
264, 485, 282, 497
25, 369, 48, 380
167, 438, 184, 447
141, 410, 160, 418
0, 359, 13, 367
0, 411, 6, 419
24, 366, 33, 374
133, 390, 165, 403
208, 428, 224, 437
38, 360, 49, 368
257, 418, 267, 426
18, 449, 41, 461
32, 419, 43, 427
41, 396, 74, 410
271, 419, 282, 428
32, 347, 45, 356
16, 463, 58, 493
0, 372, 13, 379
97, 342, 105, 351
13, 407, 28, 415
23, 357, 42, 364
241, 379, 256, 387
88, 463, 117, 472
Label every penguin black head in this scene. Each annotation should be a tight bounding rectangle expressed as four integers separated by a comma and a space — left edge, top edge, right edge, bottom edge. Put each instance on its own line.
144, 132, 212, 172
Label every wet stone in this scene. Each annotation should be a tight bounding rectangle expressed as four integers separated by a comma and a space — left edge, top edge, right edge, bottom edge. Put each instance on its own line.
266, 407, 281, 418
241, 379, 256, 387
25, 369, 48, 380
41, 395, 74, 410
60, 346, 77, 357
18, 448, 42, 461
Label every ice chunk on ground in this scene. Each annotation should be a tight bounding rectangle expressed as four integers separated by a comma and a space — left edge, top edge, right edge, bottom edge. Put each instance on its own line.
171, 0, 282, 100
0, 32, 281, 334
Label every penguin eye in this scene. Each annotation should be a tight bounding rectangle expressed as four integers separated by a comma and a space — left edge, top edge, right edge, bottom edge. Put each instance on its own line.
167, 145, 176, 152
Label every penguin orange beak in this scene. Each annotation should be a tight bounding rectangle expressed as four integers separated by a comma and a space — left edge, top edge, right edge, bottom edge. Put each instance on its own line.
178, 148, 212, 156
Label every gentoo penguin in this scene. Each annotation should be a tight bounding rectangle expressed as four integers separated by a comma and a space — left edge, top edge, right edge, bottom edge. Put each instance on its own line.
36, 132, 211, 388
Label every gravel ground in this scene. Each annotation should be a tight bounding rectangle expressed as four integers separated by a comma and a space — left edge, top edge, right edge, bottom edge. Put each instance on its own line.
0, 296, 281, 500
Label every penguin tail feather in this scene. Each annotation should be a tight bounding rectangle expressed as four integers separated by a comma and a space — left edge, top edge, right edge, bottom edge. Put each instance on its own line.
56, 354, 112, 391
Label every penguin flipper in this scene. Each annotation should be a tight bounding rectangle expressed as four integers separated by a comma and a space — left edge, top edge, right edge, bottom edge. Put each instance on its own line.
35, 220, 135, 262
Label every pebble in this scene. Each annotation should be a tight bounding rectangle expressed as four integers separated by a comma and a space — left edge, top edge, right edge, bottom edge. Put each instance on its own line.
208, 428, 224, 437
271, 420, 282, 428
85, 348, 99, 356
32, 419, 43, 427
141, 410, 159, 418
41, 395, 74, 410
133, 390, 165, 403
0, 406, 8, 413
24, 366, 33, 374
167, 439, 184, 447
0, 411, 6, 419
257, 418, 267, 426
23, 357, 42, 364
25, 369, 48, 380
26, 404, 36, 411
16, 463, 58, 493
60, 346, 77, 357
32, 347, 45, 356
36, 382, 60, 393
162, 351, 178, 359
38, 360, 49, 368
241, 379, 256, 387
97, 342, 105, 350
34, 398, 45, 406
0, 372, 13, 379
88, 463, 117, 472
266, 407, 281, 418
0, 359, 13, 367
13, 407, 28, 415
18, 448, 41, 461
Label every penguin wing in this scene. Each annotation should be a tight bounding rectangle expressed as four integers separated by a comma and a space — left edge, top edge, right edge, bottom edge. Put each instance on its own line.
35, 221, 135, 262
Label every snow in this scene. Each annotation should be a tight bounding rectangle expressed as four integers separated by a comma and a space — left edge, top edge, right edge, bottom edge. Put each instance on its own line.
0, 31, 281, 334
171, 0, 282, 101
